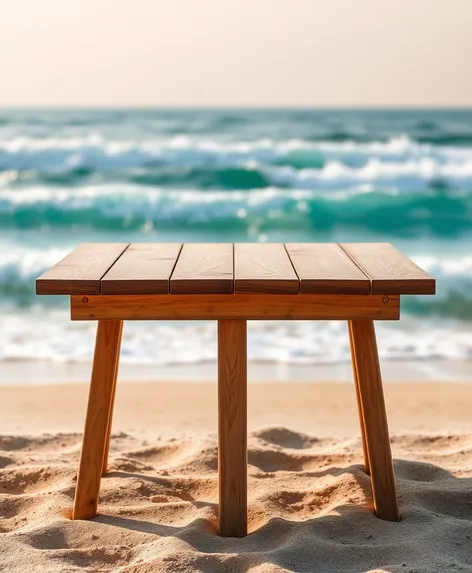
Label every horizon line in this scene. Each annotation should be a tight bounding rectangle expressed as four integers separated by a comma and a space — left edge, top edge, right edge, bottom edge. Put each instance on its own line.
1, 104, 472, 111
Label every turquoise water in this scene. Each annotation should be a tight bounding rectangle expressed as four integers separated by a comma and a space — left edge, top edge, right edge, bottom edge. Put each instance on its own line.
1, 108, 471, 368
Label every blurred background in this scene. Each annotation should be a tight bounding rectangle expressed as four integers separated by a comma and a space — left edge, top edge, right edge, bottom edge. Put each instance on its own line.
1, 1, 471, 382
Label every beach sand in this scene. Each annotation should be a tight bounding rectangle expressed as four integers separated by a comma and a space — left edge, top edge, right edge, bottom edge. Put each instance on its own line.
1, 381, 472, 572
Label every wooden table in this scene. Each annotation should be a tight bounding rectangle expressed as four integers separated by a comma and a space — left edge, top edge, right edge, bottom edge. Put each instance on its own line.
36, 242, 435, 537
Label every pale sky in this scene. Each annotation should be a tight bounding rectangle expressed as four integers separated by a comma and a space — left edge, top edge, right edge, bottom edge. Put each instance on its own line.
1, 0, 472, 107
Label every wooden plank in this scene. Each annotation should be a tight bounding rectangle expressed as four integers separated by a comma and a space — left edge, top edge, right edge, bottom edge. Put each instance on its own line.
36, 243, 129, 295
218, 320, 247, 537
349, 320, 399, 521
340, 243, 435, 295
101, 243, 182, 295
72, 320, 123, 520
71, 294, 400, 321
234, 243, 299, 294
286, 243, 370, 294
170, 244, 233, 294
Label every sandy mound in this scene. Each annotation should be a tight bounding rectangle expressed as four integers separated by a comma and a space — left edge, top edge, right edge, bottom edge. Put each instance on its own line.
1, 429, 472, 572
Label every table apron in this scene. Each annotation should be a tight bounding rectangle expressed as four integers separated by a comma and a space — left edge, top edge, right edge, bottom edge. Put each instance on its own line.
70, 294, 400, 321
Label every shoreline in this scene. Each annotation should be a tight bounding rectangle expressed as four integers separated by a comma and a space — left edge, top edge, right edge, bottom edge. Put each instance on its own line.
1, 358, 472, 385
2, 381, 472, 436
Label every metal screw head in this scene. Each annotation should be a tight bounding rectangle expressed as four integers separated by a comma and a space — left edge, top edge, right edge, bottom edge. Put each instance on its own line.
382, 296, 390, 303
82, 297, 89, 304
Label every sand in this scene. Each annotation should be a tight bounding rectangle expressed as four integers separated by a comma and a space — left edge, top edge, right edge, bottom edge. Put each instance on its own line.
1, 381, 472, 572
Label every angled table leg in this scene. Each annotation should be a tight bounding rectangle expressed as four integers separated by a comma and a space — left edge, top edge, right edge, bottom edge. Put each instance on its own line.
72, 320, 123, 520
348, 321, 370, 475
102, 322, 123, 476
218, 319, 247, 537
348, 319, 400, 522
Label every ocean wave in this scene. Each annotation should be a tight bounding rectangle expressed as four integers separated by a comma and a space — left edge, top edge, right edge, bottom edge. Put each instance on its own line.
2, 165, 273, 191
3, 154, 472, 192
0, 185, 471, 236
0, 247, 70, 306
268, 158, 472, 192
1, 135, 472, 176
3, 109, 472, 141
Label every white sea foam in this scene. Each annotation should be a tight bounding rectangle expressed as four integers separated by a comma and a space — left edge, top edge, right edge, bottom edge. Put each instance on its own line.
0, 308, 471, 368
267, 158, 472, 191
0, 245, 70, 283
1, 151, 472, 212
1, 134, 472, 173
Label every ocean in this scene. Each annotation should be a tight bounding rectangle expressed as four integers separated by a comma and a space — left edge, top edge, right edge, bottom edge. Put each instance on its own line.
1, 108, 471, 380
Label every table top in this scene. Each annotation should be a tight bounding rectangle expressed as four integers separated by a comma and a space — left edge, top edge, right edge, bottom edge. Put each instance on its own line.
36, 242, 435, 297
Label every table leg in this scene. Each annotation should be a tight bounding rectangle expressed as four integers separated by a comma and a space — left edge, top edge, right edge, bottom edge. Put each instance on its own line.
218, 319, 247, 537
72, 320, 123, 520
102, 321, 123, 476
348, 321, 370, 475
348, 319, 400, 522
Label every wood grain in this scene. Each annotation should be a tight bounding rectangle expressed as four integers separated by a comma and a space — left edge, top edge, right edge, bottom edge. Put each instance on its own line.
170, 243, 233, 294
234, 243, 299, 294
102, 321, 123, 476
340, 243, 435, 295
286, 243, 370, 294
37, 242, 436, 296
348, 321, 370, 475
101, 243, 182, 295
218, 320, 247, 537
71, 293, 400, 321
72, 320, 123, 519
348, 319, 399, 521
36, 243, 129, 295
